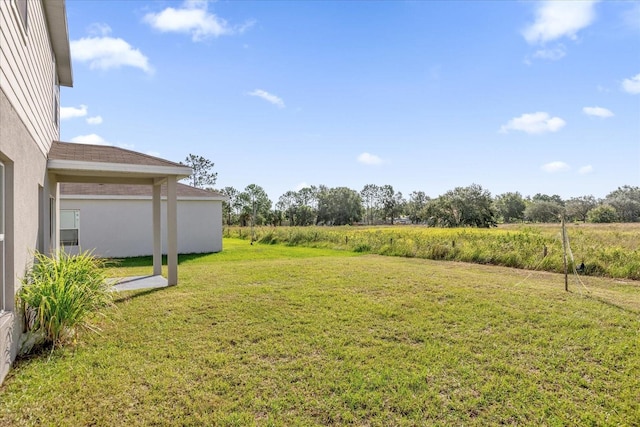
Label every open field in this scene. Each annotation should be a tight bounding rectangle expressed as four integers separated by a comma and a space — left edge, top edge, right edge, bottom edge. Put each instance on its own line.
1, 239, 639, 425
227, 223, 640, 280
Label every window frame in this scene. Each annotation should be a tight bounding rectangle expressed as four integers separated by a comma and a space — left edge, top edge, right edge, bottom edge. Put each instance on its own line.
12, 0, 28, 34
59, 209, 79, 247
53, 72, 60, 128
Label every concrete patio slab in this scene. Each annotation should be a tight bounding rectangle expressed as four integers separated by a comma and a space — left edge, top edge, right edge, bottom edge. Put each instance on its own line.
110, 275, 169, 291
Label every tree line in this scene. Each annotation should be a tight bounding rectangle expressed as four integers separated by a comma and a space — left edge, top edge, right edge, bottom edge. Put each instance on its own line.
181, 154, 640, 228
216, 183, 640, 228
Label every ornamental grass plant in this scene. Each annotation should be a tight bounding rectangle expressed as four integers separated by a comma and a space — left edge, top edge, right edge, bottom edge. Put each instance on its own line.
18, 250, 113, 351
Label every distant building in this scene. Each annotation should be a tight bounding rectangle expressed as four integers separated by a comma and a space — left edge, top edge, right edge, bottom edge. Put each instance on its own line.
60, 183, 226, 257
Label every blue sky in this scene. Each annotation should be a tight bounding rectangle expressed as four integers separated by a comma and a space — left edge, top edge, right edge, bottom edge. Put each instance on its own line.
60, 0, 640, 201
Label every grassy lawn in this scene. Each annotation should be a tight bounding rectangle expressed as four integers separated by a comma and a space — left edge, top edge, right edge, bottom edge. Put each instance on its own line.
1, 238, 639, 425
226, 223, 640, 280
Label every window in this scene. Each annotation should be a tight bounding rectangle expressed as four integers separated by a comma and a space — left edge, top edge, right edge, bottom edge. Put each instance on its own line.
49, 197, 56, 246
53, 67, 60, 127
13, 0, 28, 31
60, 210, 79, 246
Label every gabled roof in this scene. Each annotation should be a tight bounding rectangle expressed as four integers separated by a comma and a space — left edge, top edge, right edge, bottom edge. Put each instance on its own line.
43, 0, 72, 87
48, 141, 192, 184
49, 141, 184, 167
61, 182, 227, 201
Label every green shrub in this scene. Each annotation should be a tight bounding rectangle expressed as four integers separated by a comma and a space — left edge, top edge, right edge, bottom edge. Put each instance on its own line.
258, 232, 278, 245
429, 244, 451, 260
353, 243, 371, 253
19, 250, 113, 352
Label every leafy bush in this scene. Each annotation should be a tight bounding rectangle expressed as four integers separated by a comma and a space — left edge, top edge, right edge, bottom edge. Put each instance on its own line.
353, 243, 371, 253
19, 251, 113, 351
588, 205, 618, 223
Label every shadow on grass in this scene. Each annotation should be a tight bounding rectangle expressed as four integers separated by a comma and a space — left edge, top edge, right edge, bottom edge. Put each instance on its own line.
113, 286, 168, 304
107, 252, 214, 268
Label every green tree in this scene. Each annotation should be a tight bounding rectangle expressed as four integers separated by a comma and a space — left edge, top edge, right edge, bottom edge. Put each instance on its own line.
317, 187, 363, 225
239, 184, 272, 228
605, 186, 640, 222
532, 193, 565, 206
565, 195, 598, 223
181, 154, 218, 188
426, 184, 496, 228
406, 191, 430, 224
494, 192, 526, 223
276, 191, 297, 226
587, 204, 618, 223
524, 200, 564, 223
379, 185, 405, 224
221, 186, 238, 226
360, 184, 380, 225
294, 186, 318, 226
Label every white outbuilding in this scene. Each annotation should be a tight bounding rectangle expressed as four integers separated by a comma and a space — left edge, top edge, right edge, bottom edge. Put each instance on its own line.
60, 182, 227, 258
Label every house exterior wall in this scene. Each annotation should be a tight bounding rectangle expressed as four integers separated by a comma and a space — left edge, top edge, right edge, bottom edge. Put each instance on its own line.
60, 197, 224, 258
0, 0, 61, 155
0, 0, 61, 384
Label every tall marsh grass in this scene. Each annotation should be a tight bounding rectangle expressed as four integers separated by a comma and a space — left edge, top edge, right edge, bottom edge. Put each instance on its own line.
225, 224, 640, 280
19, 250, 114, 351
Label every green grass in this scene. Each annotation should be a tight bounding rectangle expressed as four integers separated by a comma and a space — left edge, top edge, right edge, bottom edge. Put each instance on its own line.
1, 239, 639, 425
226, 223, 640, 280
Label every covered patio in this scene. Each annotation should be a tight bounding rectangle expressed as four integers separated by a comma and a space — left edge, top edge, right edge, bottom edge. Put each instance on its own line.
47, 141, 192, 285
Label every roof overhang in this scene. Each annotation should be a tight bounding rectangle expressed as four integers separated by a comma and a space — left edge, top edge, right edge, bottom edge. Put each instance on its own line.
48, 159, 192, 185
61, 195, 228, 202
43, 0, 73, 87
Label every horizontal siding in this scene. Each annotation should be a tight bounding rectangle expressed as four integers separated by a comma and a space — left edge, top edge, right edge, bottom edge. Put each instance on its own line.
0, 0, 60, 156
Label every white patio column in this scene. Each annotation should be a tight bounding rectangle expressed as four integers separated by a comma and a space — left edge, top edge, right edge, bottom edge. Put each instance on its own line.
152, 183, 162, 276
51, 179, 60, 257
167, 176, 178, 285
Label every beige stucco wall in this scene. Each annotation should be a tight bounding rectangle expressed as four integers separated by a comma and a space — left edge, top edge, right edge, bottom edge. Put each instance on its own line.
0, 88, 57, 384
60, 197, 224, 258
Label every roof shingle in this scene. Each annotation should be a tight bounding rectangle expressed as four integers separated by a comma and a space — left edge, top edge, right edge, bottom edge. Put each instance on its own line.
61, 182, 225, 199
49, 141, 185, 168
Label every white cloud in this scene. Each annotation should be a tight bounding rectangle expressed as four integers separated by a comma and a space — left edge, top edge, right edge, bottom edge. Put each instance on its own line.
541, 161, 570, 173
60, 105, 88, 120
357, 152, 383, 165
70, 134, 110, 146
582, 106, 613, 118
499, 112, 566, 134
143, 0, 253, 42
623, 3, 640, 31
523, 0, 599, 44
248, 89, 285, 108
71, 36, 153, 74
622, 73, 640, 94
87, 23, 112, 37
532, 46, 566, 61
86, 115, 103, 125
579, 165, 594, 175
